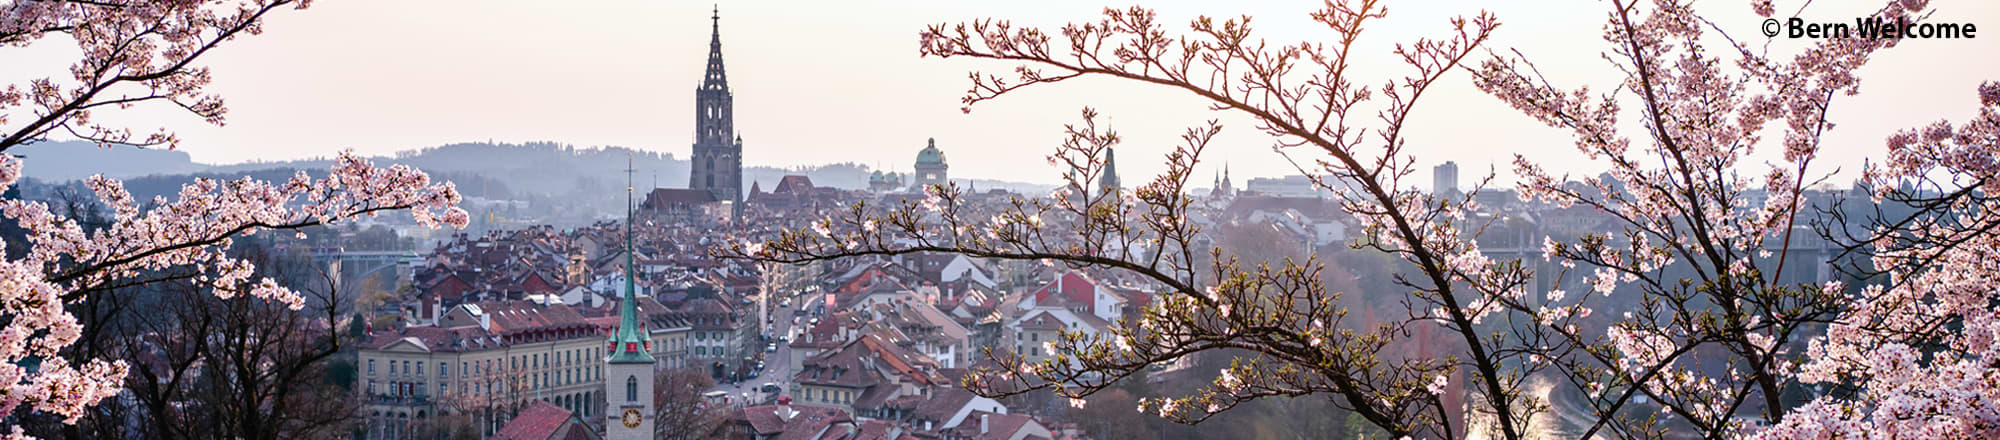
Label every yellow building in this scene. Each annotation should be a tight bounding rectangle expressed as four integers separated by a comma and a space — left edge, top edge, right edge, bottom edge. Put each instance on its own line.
358, 300, 690, 439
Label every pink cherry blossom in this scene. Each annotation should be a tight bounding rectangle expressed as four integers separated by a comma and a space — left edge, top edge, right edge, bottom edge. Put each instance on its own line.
0, 150, 462, 429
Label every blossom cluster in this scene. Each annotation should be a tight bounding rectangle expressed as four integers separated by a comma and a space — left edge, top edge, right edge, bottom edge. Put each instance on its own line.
1757, 80, 2000, 435
1473, 0, 1964, 436
0, 150, 464, 426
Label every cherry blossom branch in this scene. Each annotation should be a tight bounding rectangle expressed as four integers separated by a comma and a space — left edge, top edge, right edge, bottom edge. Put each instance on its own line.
741, 4, 1517, 438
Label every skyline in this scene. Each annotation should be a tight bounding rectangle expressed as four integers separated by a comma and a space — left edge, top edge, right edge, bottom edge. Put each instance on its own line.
2, 0, 1995, 187
6, 1, 2000, 439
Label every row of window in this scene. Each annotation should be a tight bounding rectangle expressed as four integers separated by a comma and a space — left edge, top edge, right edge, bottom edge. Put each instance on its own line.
366, 335, 697, 379
800, 387, 854, 405
368, 365, 605, 398
367, 346, 606, 378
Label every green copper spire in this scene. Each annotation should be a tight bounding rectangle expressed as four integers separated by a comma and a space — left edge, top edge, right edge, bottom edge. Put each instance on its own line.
609, 154, 654, 364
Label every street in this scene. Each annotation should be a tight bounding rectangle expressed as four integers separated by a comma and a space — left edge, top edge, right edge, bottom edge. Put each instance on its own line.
704, 284, 816, 406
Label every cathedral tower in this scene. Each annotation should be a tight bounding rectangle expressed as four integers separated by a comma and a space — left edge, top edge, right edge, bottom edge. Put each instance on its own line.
690, 7, 743, 207
1099, 146, 1120, 196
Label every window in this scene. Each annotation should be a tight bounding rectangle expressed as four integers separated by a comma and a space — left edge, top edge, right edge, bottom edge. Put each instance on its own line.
440, 362, 447, 378
368, 359, 375, 375
368, 380, 376, 395
416, 362, 424, 377
438, 383, 445, 396
626, 376, 638, 402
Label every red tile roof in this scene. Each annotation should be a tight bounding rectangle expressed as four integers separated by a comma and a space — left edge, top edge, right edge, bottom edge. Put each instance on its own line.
493, 401, 594, 440
735, 403, 853, 439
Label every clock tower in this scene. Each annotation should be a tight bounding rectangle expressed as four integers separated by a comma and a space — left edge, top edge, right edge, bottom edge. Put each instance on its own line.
606, 156, 656, 439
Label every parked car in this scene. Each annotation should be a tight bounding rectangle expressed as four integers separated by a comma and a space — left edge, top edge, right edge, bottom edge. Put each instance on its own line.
761, 382, 780, 393
765, 343, 777, 353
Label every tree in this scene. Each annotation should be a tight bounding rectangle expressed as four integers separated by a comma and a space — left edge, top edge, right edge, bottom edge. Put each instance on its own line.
1470, 0, 1988, 437
112, 244, 358, 440
655, 367, 725, 440
0, 1, 467, 437
741, 2, 1501, 437
1764, 72, 2000, 438
735, 1, 1995, 439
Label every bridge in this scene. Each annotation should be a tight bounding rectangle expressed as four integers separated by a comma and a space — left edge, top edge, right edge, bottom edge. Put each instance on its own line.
290, 247, 424, 290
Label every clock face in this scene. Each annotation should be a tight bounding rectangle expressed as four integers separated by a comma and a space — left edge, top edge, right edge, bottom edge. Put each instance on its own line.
621, 408, 642, 428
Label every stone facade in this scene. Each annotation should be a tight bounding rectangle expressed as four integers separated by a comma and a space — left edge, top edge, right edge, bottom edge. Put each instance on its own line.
690, 7, 743, 206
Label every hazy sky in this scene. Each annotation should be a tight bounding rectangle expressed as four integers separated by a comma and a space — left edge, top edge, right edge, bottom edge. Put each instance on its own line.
4, 0, 1996, 187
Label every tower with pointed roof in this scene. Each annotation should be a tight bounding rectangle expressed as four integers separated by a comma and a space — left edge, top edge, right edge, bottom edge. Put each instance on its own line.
690, 6, 744, 212
1210, 164, 1235, 199
606, 155, 656, 439
1098, 146, 1120, 196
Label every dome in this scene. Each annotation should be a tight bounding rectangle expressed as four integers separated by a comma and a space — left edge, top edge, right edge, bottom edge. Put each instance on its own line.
915, 138, 945, 165
869, 170, 885, 183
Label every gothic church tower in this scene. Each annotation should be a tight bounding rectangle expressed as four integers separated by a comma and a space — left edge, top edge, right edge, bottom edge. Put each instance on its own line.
690, 7, 744, 207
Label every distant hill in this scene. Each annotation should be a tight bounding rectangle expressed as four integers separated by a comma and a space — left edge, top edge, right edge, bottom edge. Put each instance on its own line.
9, 141, 1053, 227
12, 142, 209, 182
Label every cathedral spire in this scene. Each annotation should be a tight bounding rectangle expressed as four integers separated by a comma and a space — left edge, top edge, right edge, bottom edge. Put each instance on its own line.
1099, 146, 1120, 195
702, 6, 728, 91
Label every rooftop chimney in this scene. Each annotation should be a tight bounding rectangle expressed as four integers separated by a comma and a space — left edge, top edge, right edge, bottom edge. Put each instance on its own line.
776, 395, 798, 422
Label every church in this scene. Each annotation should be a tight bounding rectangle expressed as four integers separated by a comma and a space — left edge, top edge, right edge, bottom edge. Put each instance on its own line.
604, 7, 734, 439
688, 6, 744, 211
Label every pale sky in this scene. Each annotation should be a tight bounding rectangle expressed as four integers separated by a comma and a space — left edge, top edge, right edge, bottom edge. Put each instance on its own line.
4, 0, 1996, 187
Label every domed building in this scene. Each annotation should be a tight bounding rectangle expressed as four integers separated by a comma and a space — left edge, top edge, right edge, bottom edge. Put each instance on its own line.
866, 170, 905, 193
913, 138, 948, 190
